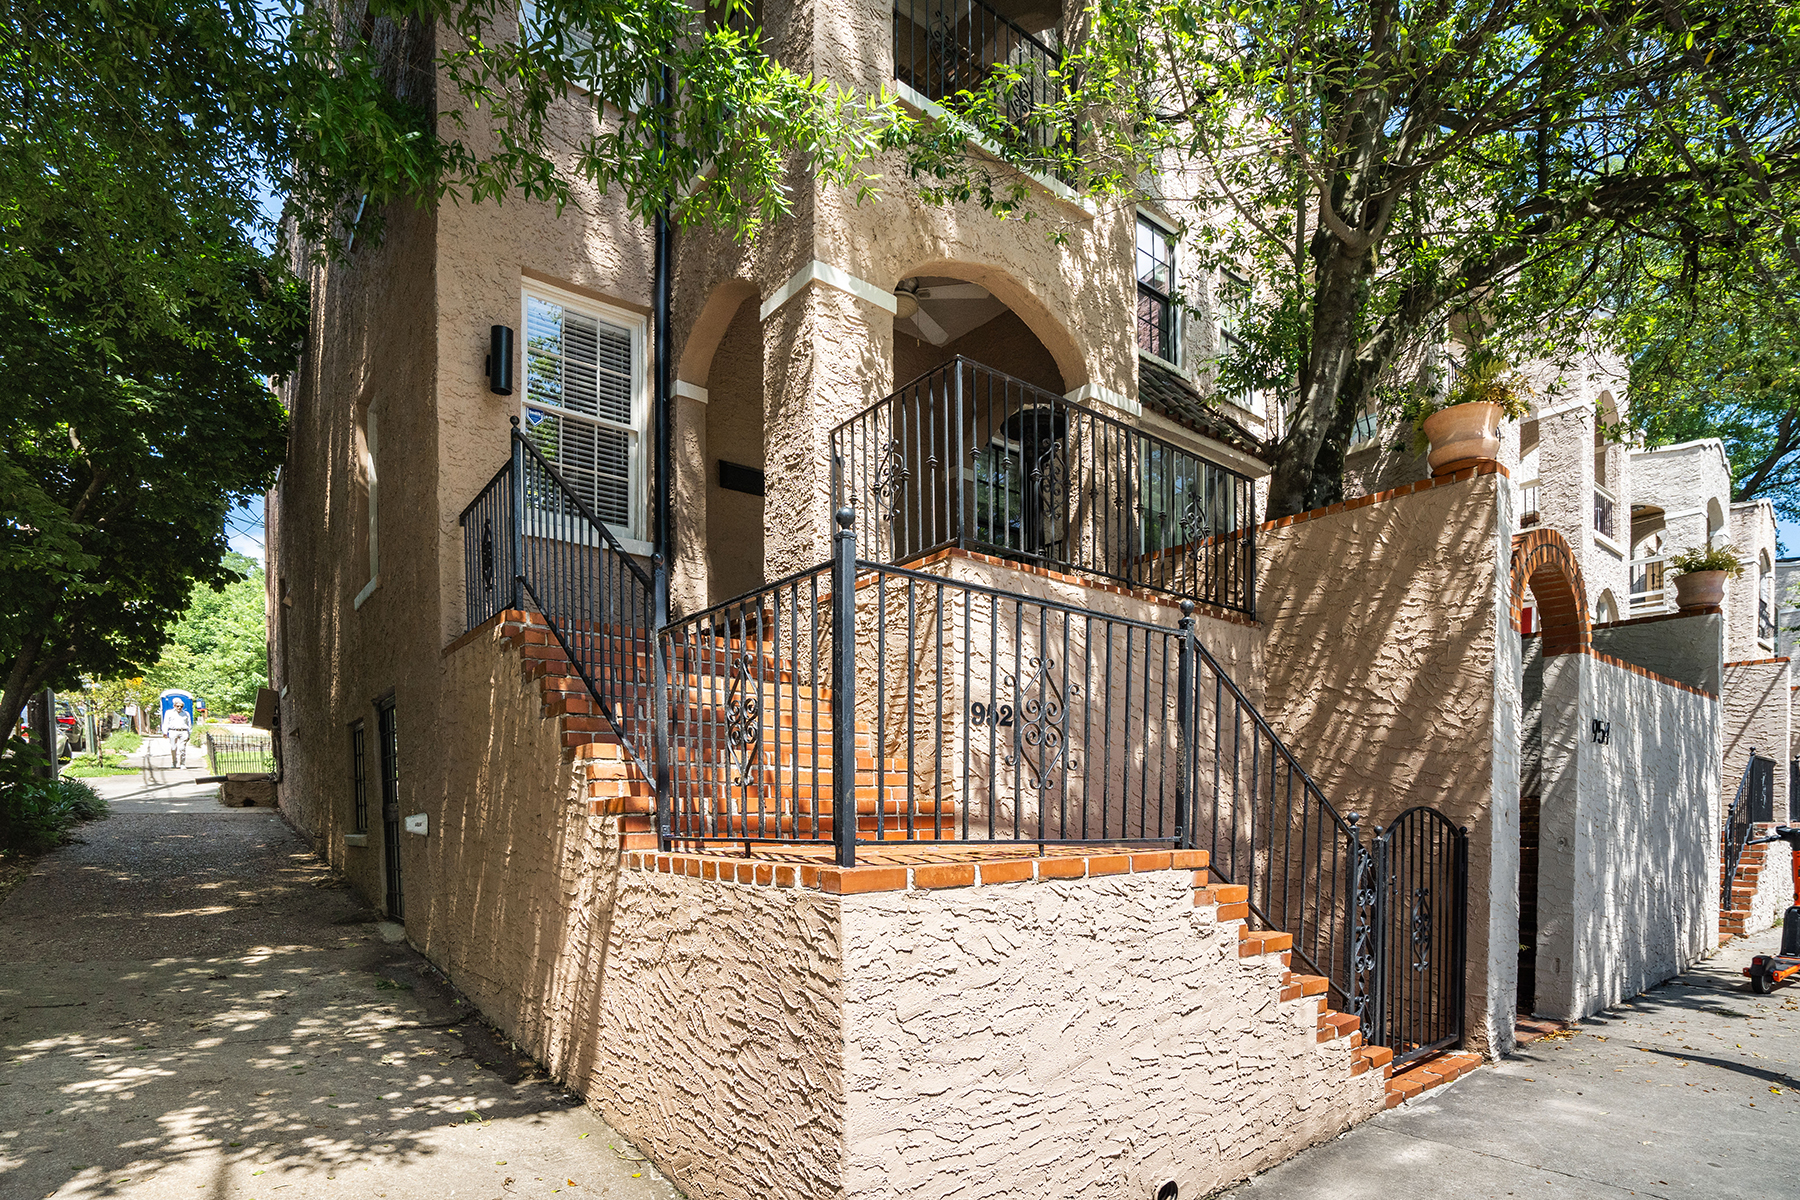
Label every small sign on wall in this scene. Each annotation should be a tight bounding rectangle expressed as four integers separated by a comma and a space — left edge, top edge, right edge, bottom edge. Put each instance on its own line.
403, 813, 429, 836
1592, 719, 1611, 745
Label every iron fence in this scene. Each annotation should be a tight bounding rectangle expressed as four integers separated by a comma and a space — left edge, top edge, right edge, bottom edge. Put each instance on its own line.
459, 421, 658, 781
833, 358, 1257, 615
1369, 808, 1469, 1067
892, 0, 1076, 182
205, 731, 275, 776
1723, 751, 1774, 911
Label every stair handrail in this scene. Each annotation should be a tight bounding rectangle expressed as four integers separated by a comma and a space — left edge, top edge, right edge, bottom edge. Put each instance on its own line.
1722, 749, 1772, 912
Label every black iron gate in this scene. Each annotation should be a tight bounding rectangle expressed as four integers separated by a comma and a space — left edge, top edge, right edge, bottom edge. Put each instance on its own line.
376, 696, 403, 921
1367, 807, 1468, 1069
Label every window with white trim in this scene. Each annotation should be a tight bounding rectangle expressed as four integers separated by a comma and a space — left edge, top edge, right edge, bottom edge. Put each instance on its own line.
1135, 215, 1177, 363
522, 287, 647, 542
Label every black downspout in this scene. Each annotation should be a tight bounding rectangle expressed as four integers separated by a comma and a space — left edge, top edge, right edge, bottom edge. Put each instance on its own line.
650, 63, 675, 840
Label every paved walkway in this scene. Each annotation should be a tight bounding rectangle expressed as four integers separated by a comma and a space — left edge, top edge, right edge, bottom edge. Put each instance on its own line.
0, 796, 682, 1200
1224, 929, 1800, 1199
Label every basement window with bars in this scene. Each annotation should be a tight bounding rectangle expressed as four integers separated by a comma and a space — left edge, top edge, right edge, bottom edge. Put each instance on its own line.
522, 286, 648, 545
350, 720, 368, 834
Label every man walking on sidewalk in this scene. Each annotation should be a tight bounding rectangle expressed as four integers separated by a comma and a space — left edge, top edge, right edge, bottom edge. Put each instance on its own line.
163, 697, 193, 769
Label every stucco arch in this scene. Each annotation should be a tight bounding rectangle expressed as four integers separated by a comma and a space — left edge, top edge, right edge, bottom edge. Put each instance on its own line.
1511, 528, 1592, 655
676, 277, 759, 386
1707, 497, 1726, 548
890, 258, 1089, 391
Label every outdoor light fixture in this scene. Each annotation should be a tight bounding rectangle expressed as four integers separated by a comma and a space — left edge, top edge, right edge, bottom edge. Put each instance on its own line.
486, 324, 515, 395
1592, 719, 1611, 745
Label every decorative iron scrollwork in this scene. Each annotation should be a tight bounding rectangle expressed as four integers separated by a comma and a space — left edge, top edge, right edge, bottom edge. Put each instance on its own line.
724, 657, 761, 788
1349, 841, 1379, 1032
872, 439, 910, 526
1000, 654, 1079, 790
481, 518, 496, 593
1410, 885, 1433, 972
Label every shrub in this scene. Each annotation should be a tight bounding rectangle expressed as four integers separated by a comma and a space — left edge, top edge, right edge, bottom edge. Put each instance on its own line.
1668, 544, 1746, 578
0, 747, 110, 852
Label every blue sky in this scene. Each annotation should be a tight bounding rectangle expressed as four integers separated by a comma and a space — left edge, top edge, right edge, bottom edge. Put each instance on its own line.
226, 499, 265, 564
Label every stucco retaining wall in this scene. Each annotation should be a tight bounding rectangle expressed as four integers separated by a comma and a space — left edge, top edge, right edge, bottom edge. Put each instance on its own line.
1258, 472, 1517, 1054
1592, 613, 1724, 694
839, 870, 1384, 1200
1741, 824, 1798, 932
1723, 659, 1792, 821
1533, 656, 1719, 1020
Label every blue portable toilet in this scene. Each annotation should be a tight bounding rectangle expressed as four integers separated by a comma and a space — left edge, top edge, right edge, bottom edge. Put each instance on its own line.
159, 690, 198, 731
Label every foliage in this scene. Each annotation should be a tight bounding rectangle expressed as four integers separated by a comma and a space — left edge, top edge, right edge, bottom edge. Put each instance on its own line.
925, 0, 1800, 517
138, 553, 269, 716
61, 755, 140, 778
104, 729, 143, 756
0, 1, 298, 741
1668, 544, 1747, 578
0, 755, 108, 852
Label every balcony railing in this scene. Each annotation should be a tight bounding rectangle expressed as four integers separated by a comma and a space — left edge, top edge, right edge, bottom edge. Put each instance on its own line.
1629, 555, 1666, 612
1594, 485, 1616, 540
893, 0, 1076, 183
832, 358, 1257, 615
1518, 479, 1540, 528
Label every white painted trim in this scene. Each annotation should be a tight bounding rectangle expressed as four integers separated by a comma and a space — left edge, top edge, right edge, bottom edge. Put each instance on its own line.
1135, 205, 1177, 235
615, 536, 655, 559
353, 576, 380, 610
1065, 382, 1139, 418
892, 81, 1097, 216
1135, 406, 1273, 479
760, 260, 899, 322
1593, 531, 1625, 559
674, 380, 709, 405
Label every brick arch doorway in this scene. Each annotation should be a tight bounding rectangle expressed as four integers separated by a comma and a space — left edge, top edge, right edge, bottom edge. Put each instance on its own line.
1512, 529, 1590, 1018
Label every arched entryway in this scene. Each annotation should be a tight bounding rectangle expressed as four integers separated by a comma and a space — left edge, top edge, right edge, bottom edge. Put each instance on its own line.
1512, 529, 1591, 1019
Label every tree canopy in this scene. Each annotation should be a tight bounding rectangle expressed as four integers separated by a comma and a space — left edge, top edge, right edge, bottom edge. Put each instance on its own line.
925, 0, 1800, 517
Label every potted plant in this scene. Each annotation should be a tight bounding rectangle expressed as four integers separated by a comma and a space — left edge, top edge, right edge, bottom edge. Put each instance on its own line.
1667, 544, 1743, 611
1406, 349, 1531, 476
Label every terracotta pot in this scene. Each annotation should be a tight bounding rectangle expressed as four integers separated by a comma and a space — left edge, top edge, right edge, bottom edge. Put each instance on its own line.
1672, 570, 1727, 611
1422, 401, 1504, 476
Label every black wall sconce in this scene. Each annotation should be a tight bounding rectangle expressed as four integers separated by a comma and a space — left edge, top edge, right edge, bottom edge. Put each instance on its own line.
1592, 718, 1611, 745
486, 324, 514, 395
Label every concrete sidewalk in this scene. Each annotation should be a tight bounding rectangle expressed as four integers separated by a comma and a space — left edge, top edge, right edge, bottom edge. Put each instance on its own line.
1223, 929, 1800, 1199
0, 806, 682, 1200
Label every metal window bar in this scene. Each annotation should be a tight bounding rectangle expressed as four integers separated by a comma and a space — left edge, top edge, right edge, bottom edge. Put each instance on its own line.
1593, 486, 1616, 539
1519, 480, 1541, 528
377, 697, 402, 920
1629, 556, 1666, 611
350, 721, 369, 834
832, 358, 1257, 615
892, 0, 1076, 183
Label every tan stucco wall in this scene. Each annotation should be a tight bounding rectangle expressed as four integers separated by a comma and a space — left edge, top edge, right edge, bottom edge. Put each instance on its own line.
1257, 474, 1517, 1053
839, 870, 1385, 1200
704, 299, 768, 605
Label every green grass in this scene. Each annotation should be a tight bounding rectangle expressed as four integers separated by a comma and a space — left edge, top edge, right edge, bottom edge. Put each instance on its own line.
61, 756, 140, 778
102, 729, 143, 755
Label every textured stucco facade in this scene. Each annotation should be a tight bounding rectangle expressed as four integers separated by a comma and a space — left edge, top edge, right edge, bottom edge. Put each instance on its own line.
1722, 658, 1792, 821
1531, 656, 1719, 1020
1628, 439, 1732, 619
1591, 612, 1725, 695
1257, 472, 1518, 1054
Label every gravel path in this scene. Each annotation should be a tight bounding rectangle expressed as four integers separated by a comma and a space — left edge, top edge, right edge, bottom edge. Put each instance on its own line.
1223, 926, 1800, 1199
0, 805, 682, 1200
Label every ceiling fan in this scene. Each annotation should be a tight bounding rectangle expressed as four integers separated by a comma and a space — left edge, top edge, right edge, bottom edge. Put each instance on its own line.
892, 279, 996, 346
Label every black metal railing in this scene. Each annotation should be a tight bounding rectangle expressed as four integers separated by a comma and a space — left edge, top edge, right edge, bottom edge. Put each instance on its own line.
833, 359, 1257, 615
459, 420, 658, 781
657, 508, 1382, 1014
892, 0, 1076, 183
1723, 751, 1774, 911
1370, 808, 1468, 1067
205, 730, 276, 776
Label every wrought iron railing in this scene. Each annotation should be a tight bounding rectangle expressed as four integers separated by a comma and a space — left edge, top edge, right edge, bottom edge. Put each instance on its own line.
892, 0, 1076, 183
1594, 485, 1616, 540
832, 358, 1257, 615
1723, 751, 1774, 912
1629, 555, 1666, 612
1518, 479, 1540, 528
657, 508, 1380, 1015
205, 730, 275, 776
459, 420, 658, 781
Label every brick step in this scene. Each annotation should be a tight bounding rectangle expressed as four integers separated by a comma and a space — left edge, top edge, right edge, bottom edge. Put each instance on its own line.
1385, 1051, 1483, 1108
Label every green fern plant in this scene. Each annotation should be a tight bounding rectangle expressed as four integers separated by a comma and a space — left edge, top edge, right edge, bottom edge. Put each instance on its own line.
1667, 544, 1745, 578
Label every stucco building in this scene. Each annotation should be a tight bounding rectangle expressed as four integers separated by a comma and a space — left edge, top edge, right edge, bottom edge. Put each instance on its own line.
263, 6, 1762, 1198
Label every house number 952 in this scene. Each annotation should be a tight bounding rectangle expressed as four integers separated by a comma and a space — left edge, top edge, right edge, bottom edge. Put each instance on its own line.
969, 701, 1014, 727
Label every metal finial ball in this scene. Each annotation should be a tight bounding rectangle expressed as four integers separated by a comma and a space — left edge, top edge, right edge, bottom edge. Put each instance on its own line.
836, 506, 855, 529
1180, 599, 1196, 617
509, 415, 520, 427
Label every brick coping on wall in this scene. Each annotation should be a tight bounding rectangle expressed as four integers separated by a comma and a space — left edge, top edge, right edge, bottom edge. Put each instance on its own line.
1258, 462, 1508, 533
1524, 632, 1718, 698
1725, 656, 1792, 669
1592, 606, 1722, 631
625, 845, 1212, 895
910, 547, 1260, 628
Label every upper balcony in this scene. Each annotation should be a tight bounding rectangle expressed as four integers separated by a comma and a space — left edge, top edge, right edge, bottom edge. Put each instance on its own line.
832, 357, 1257, 615
893, 0, 1077, 185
